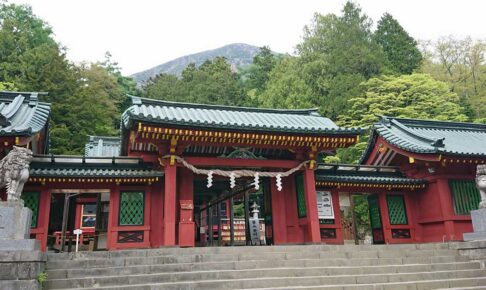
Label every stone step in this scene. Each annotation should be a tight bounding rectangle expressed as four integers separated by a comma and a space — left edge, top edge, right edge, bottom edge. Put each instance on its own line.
46, 254, 468, 273
45, 269, 486, 290
46, 260, 480, 280
45, 249, 460, 270
250, 276, 486, 290
44, 261, 481, 288
47, 243, 460, 261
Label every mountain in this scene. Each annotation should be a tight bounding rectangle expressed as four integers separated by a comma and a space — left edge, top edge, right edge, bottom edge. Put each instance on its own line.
131, 43, 263, 84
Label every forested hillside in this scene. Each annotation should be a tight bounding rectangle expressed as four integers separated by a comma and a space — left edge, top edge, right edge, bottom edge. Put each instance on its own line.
131, 43, 263, 84
0, 1, 484, 158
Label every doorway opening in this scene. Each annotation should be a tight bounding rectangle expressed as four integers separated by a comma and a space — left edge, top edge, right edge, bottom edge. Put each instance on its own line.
194, 177, 272, 247
48, 190, 110, 252
340, 193, 384, 245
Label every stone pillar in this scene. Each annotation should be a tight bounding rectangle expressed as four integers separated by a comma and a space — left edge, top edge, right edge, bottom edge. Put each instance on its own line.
303, 167, 321, 243
163, 162, 177, 246
0, 201, 45, 290
464, 165, 486, 241
0, 201, 38, 249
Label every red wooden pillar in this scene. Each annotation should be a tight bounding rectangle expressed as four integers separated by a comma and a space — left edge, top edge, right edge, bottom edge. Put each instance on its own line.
38, 188, 50, 251
163, 163, 177, 246
271, 178, 287, 244
107, 186, 119, 250
404, 193, 417, 242
331, 189, 344, 244
302, 167, 321, 243
178, 168, 195, 247
437, 178, 456, 241
378, 193, 393, 243
150, 183, 164, 247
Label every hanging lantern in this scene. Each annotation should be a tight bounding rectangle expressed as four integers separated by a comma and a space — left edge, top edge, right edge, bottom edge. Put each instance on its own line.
276, 174, 282, 191
254, 172, 260, 190
207, 170, 213, 188
230, 172, 236, 188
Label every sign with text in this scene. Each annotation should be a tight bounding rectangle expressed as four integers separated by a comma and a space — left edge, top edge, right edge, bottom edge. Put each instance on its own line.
249, 217, 261, 245
316, 191, 334, 219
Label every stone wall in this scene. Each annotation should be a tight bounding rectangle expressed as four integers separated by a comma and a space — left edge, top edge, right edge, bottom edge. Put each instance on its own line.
457, 240, 486, 263
0, 250, 46, 290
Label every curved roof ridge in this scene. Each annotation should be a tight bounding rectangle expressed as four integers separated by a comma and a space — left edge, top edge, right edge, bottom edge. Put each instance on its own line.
129, 95, 320, 116
360, 116, 486, 163
389, 116, 486, 132
388, 118, 444, 147
0, 91, 51, 136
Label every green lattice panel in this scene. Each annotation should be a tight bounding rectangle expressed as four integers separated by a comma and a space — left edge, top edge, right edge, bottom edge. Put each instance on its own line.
450, 180, 480, 215
119, 192, 144, 225
368, 195, 382, 229
386, 195, 408, 225
295, 174, 307, 218
21, 192, 40, 228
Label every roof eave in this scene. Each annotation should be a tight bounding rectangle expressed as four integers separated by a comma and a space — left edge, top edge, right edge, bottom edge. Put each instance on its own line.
125, 114, 362, 136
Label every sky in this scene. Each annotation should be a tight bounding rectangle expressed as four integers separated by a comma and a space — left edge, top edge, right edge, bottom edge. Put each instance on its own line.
8, 0, 486, 75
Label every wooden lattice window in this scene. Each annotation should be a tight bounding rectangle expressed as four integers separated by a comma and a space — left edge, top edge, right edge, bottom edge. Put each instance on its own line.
295, 174, 306, 218
386, 195, 408, 225
450, 180, 481, 215
119, 191, 144, 226
21, 192, 40, 228
368, 195, 382, 229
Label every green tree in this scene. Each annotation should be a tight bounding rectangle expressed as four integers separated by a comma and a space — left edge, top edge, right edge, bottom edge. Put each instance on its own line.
51, 64, 120, 154
263, 1, 387, 119
244, 46, 279, 96
0, 3, 77, 103
100, 52, 140, 112
419, 36, 486, 119
0, 3, 80, 154
259, 56, 314, 109
373, 13, 422, 74
143, 73, 184, 101
338, 73, 469, 163
0, 81, 16, 91
143, 57, 248, 106
352, 195, 371, 239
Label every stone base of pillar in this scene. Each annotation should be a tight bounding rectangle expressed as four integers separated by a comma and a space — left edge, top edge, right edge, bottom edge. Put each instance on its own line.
0, 201, 45, 290
464, 209, 486, 241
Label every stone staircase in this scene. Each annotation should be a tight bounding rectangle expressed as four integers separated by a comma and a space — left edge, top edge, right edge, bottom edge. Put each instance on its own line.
44, 243, 486, 290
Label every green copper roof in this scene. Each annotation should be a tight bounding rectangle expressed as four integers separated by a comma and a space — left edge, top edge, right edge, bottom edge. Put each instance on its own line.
30, 155, 163, 178
315, 163, 426, 186
0, 91, 50, 136
361, 116, 486, 162
122, 96, 361, 135
85, 136, 121, 157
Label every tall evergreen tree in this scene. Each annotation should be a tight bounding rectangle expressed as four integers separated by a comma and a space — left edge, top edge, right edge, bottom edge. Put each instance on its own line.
0, 3, 77, 102
374, 13, 422, 74
100, 52, 141, 113
266, 1, 388, 118
259, 56, 314, 109
245, 46, 278, 95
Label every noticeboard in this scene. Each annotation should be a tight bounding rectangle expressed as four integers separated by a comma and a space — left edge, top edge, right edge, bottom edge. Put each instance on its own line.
316, 191, 334, 219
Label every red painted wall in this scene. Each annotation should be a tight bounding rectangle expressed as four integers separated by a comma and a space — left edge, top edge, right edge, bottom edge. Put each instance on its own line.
364, 136, 479, 243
